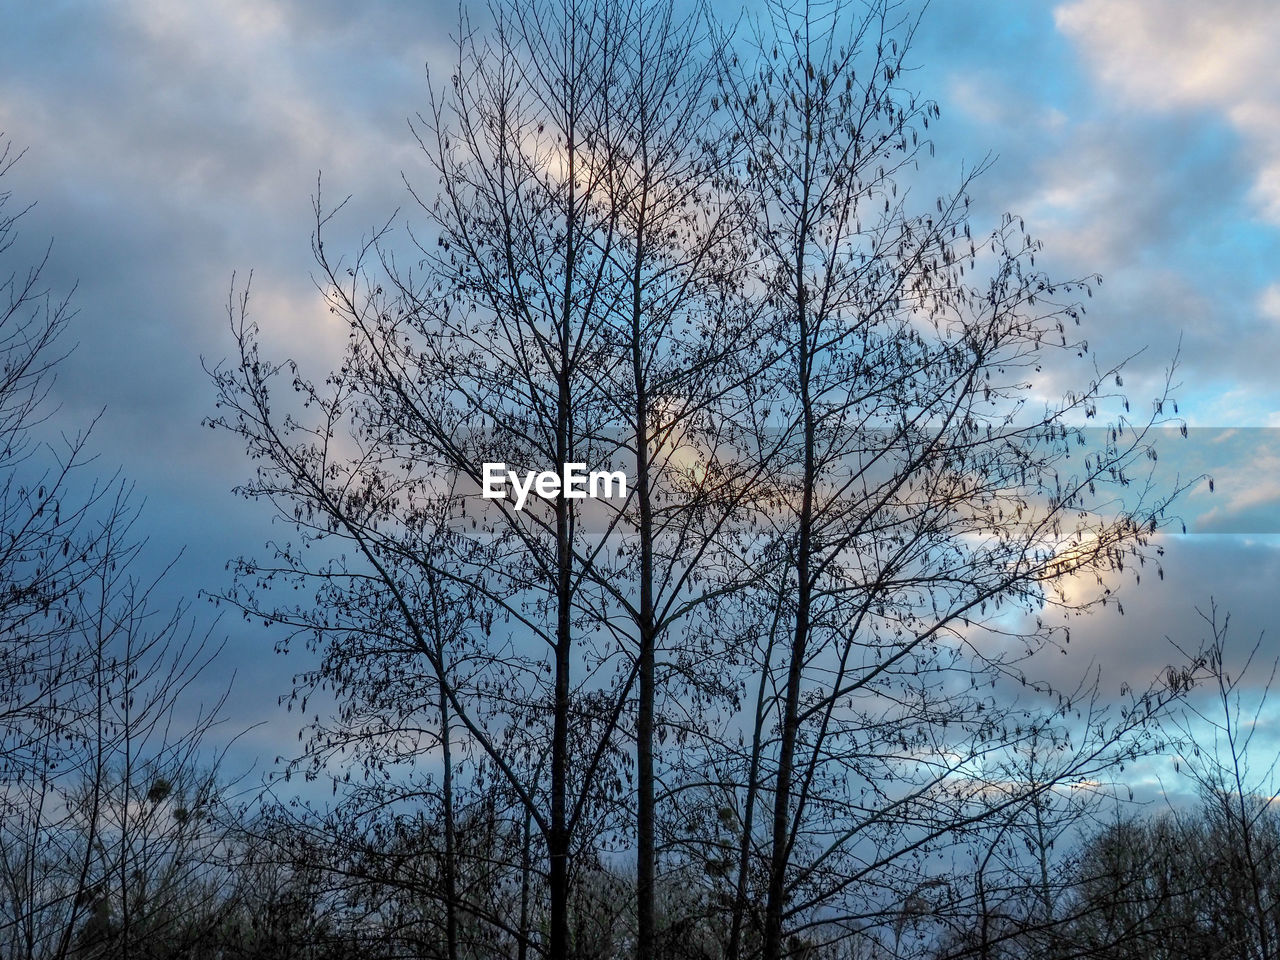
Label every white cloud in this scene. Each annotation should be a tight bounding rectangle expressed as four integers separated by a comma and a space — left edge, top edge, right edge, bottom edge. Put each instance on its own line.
1262, 284, 1280, 322
1056, 0, 1280, 222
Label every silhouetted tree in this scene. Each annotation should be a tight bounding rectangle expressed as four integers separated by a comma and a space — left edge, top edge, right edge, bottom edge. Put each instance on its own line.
0, 139, 230, 960
689, 2, 1193, 956
206, 2, 1194, 958
1165, 602, 1280, 960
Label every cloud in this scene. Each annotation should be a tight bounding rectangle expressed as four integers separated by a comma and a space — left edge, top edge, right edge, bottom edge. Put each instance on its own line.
1055, 0, 1280, 223
2, 0, 1277, 789
1030, 535, 1280, 697
1263, 284, 1280, 322
0, 0, 459, 776
912, 2, 1280, 434
904, 4, 1280, 443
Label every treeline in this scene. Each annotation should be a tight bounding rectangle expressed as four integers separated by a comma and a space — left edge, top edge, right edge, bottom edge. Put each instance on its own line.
8, 779, 1280, 959
1, 0, 1260, 958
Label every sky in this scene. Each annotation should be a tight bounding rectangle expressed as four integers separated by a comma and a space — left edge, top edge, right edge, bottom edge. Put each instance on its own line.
1, 0, 1278, 803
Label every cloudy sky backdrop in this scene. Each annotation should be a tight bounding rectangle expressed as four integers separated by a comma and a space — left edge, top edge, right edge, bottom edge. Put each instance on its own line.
2, 0, 1278, 799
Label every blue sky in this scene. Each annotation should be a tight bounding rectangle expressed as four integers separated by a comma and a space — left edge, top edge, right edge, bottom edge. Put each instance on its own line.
1, 0, 1278, 799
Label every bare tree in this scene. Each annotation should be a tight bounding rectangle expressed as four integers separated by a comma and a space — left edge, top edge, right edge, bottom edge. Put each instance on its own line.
1041, 792, 1280, 960
576, 3, 761, 953
1165, 602, 1280, 960
699, 2, 1193, 956
205, 1, 759, 956
0, 136, 118, 786
205, 2, 1195, 957
0, 140, 232, 960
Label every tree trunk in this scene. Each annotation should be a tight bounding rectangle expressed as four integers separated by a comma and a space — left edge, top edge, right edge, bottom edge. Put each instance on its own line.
763, 102, 816, 959
439, 666, 459, 960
